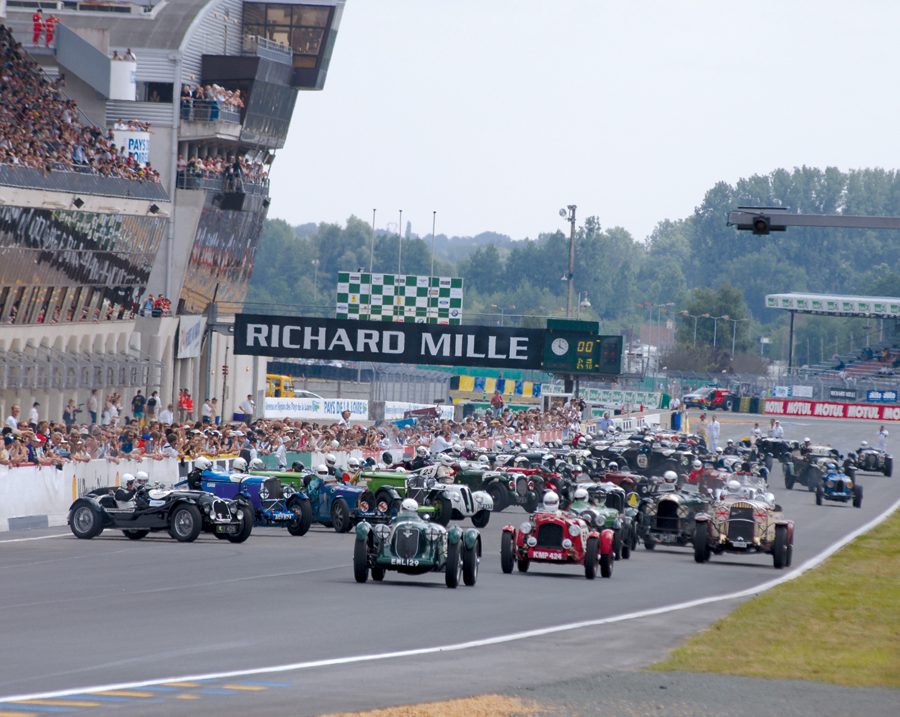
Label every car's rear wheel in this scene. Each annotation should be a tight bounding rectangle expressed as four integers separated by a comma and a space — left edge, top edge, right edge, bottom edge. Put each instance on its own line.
643, 536, 656, 550
353, 539, 368, 583
227, 504, 254, 543
853, 484, 863, 509
773, 525, 788, 569
523, 491, 539, 513
600, 550, 613, 578
584, 536, 598, 580
471, 509, 490, 528
613, 531, 622, 561
287, 497, 312, 536
784, 471, 795, 491
169, 504, 202, 542
621, 539, 631, 560
815, 485, 823, 506
487, 483, 507, 512
70, 502, 103, 539
884, 457, 893, 477
694, 523, 710, 563
445, 540, 461, 588
331, 498, 352, 533
433, 497, 452, 527
500, 531, 514, 574
462, 540, 479, 586
123, 529, 149, 540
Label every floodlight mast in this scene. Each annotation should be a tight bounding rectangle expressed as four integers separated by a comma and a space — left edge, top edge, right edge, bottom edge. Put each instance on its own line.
728, 207, 900, 235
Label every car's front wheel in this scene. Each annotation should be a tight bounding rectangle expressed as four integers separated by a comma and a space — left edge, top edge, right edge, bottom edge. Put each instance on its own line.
227, 504, 254, 543
500, 531, 514, 574
445, 540, 461, 588
471, 509, 490, 528
331, 498, 352, 533
487, 483, 507, 512
773, 525, 788, 569
70, 502, 103, 539
584, 536, 598, 580
168, 504, 202, 542
815, 485, 823, 506
853, 484, 863, 509
287, 497, 312, 536
353, 539, 369, 583
462, 540, 479, 586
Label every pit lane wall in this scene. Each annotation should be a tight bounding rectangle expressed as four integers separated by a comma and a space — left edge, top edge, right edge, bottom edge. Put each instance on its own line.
764, 399, 900, 422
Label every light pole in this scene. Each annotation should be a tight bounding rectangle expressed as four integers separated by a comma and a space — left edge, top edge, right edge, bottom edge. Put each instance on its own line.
397, 209, 403, 274
705, 314, 729, 348
680, 310, 703, 347
369, 208, 376, 272
490, 304, 515, 327
727, 317, 748, 356
654, 302, 674, 349
559, 205, 576, 318
312, 259, 320, 295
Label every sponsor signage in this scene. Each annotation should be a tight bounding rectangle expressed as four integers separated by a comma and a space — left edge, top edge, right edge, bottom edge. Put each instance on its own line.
235, 314, 544, 369
764, 399, 900, 422
112, 129, 150, 166
773, 385, 814, 398
867, 389, 898, 403
264, 396, 369, 421
176, 315, 206, 359
828, 387, 857, 400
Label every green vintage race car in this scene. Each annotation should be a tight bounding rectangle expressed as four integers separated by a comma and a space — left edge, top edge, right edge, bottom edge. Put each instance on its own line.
567, 483, 637, 560
353, 500, 481, 588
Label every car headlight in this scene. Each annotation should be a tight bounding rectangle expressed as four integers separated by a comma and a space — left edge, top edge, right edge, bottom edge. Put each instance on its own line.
845, 480, 852, 488
520, 522, 532, 534
526, 536, 537, 547
569, 523, 581, 537
358, 500, 369, 512
826, 479, 834, 488
204, 503, 212, 513
236, 508, 245, 520
377, 500, 389, 513
562, 538, 573, 549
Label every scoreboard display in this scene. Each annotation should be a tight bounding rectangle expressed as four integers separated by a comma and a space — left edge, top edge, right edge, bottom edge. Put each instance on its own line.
542, 332, 623, 375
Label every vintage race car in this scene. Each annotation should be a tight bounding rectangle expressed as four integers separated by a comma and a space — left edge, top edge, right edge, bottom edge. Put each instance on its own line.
180, 470, 313, 536
815, 466, 862, 508
304, 476, 384, 532
753, 437, 795, 470
407, 466, 493, 527
501, 509, 615, 579
782, 445, 842, 491
568, 483, 637, 560
638, 481, 710, 550
454, 466, 542, 513
849, 447, 893, 477
70, 485, 252, 543
353, 509, 481, 588
694, 490, 794, 569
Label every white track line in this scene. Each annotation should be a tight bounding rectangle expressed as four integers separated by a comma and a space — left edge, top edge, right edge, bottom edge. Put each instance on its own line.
0, 533, 67, 544
2, 496, 898, 704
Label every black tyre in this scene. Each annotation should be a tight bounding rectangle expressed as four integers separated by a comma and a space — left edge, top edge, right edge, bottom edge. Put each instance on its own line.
643, 536, 656, 550
169, 504, 202, 542
286, 497, 313, 536
517, 556, 530, 573
600, 551, 614, 578
785, 473, 795, 491
694, 523, 710, 563
500, 531, 514, 574
471, 509, 490, 528
331, 498, 352, 533
584, 536, 598, 579
613, 531, 622, 561
123, 529, 149, 540
786, 543, 793, 567
815, 485, 823, 506
724, 399, 734, 411
523, 491, 540, 513
445, 540, 461, 588
70, 501, 103, 539
462, 541, 479, 586
433, 497, 452, 527
773, 525, 788, 569
853, 484, 863, 509
371, 565, 385, 581
353, 539, 369, 583
764, 454, 774, 471
621, 540, 631, 560
884, 457, 893, 477
227, 504, 254, 543
487, 483, 508, 512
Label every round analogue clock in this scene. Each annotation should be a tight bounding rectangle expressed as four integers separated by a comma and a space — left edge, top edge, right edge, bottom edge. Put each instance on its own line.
551, 337, 569, 356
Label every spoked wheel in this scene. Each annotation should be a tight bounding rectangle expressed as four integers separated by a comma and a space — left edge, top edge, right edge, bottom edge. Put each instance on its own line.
70, 502, 103, 540
287, 497, 313, 536
331, 498, 352, 533
168, 504, 202, 542
227, 503, 254, 543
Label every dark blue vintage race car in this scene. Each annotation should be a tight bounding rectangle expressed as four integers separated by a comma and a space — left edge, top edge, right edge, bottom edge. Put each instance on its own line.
305, 476, 385, 532
179, 470, 313, 536
815, 464, 863, 508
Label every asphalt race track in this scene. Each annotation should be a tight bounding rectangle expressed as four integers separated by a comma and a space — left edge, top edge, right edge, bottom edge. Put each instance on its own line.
1, 414, 897, 716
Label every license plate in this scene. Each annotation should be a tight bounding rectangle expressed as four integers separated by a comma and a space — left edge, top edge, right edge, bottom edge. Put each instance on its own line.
215, 524, 238, 534
531, 550, 563, 560
731, 540, 747, 548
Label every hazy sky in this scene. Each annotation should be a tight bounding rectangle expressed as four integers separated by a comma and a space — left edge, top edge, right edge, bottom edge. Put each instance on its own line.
268, 1, 900, 243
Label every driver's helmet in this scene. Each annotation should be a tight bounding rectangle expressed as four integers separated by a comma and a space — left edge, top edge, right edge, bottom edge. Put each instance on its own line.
664, 470, 678, 484
493, 440, 503, 451
542, 453, 553, 464
542, 490, 560, 512
134, 470, 149, 486
325, 453, 337, 466
573, 487, 588, 502
122, 472, 136, 487
194, 456, 213, 471
827, 462, 838, 471
464, 440, 475, 451
727, 439, 734, 445
416, 445, 428, 457
452, 443, 463, 454
804, 437, 811, 444
394, 466, 407, 473
716, 447, 724, 454
727, 479, 741, 493
315, 464, 329, 477
232, 457, 247, 473
478, 454, 489, 464
528, 437, 537, 446
248, 458, 265, 472
399, 497, 418, 514
571, 465, 583, 474
693, 459, 702, 469
608, 461, 618, 472
440, 453, 455, 466
347, 457, 361, 470
514, 456, 529, 466
860, 440, 869, 448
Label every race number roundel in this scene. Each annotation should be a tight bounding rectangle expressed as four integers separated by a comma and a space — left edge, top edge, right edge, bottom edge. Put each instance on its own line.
636, 455, 649, 469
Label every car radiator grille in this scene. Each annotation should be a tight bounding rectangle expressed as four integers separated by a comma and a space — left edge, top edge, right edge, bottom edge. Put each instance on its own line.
516, 476, 529, 496
727, 505, 755, 543
537, 523, 564, 548
656, 500, 679, 532
212, 500, 231, 521
393, 528, 421, 559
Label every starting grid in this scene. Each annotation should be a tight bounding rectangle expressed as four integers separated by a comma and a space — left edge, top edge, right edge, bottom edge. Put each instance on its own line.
336, 271, 464, 324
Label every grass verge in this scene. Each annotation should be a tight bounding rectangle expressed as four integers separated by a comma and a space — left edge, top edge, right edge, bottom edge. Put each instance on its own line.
651, 507, 900, 687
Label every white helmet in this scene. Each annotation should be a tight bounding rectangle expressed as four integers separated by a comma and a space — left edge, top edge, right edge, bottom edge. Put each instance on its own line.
135, 470, 149, 485
316, 463, 329, 476
493, 440, 503, 451
542, 490, 560, 512
249, 458, 266, 472
478, 454, 489, 463
573, 487, 588, 501
347, 457, 361, 469
804, 437, 811, 444
693, 460, 702, 469
232, 457, 247, 473
325, 453, 337, 466
716, 447, 724, 454
608, 462, 618, 472
727, 479, 741, 492
122, 472, 136, 486
464, 440, 475, 451
194, 456, 212, 471
664, 470, 678, 484
514, 456, 529, 466
727, 439, 734, 445
440, 453, 455, 465
416, 445, 428, 456
519, 442, 528, 451
528, 437, 536, 446
452, 443, 463, 454
860, 440, 869, 448
400, 497, 418, 512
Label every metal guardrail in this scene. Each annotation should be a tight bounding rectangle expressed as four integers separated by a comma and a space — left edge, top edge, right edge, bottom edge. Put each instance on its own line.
242, 34, 292, 65
179, 98, 241, 124
175, 171, 269, 196
0, 163, 168, 200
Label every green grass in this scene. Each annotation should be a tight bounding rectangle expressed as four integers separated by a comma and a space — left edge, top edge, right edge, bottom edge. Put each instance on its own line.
651, 508, 900, 687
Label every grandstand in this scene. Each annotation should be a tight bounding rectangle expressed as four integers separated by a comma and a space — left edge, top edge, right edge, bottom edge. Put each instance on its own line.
0, 0, 345, 422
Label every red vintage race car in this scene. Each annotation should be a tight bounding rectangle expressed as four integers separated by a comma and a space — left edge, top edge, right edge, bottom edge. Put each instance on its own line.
500, 510, 615, 579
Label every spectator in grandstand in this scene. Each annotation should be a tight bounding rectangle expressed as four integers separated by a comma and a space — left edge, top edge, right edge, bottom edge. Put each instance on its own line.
124, 48, 137, 61
159, 402, 174, 425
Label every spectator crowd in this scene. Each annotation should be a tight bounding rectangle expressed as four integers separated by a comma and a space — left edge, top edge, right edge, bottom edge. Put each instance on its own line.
0, 24, 160, 182
180, 83, 244, 121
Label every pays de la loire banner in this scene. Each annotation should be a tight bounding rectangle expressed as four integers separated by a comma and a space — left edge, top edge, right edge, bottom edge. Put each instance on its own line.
764, 399, 900, 422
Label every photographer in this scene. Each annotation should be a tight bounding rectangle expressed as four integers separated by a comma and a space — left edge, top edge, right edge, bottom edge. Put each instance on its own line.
62, 399, 81, 432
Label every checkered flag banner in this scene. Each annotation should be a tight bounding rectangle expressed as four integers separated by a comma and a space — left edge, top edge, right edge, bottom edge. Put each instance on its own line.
336, 272, 464, 325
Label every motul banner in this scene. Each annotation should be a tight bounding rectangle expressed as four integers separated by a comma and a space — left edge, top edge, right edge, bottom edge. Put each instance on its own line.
764, 399, 900, 422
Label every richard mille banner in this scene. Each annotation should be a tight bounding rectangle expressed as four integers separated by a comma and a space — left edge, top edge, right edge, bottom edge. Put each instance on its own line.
234, 314, 544, 369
